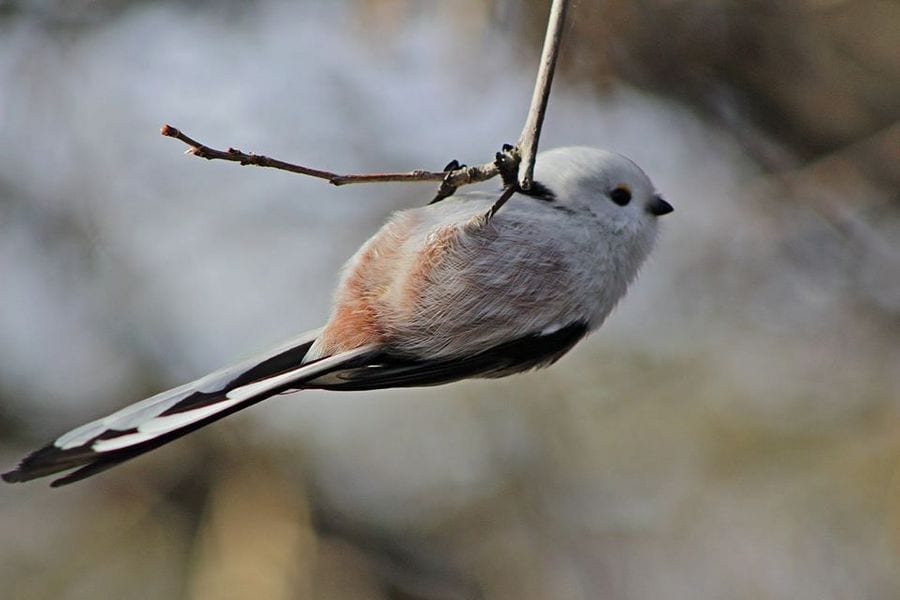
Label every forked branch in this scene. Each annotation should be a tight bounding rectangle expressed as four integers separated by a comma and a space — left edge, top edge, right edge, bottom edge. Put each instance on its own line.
162, 0, 570, 206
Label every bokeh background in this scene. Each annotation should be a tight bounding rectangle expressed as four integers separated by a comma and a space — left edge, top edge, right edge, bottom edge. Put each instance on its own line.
1, 1, 898, 598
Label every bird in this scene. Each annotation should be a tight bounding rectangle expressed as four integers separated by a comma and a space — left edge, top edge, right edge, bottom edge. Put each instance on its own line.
2, 146, 673, 487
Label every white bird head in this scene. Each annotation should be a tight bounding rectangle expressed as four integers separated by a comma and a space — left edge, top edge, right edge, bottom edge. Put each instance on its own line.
533, 146, 673, 230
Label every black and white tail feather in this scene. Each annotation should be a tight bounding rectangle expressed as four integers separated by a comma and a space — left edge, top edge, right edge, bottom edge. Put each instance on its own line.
2, 323, 586, 487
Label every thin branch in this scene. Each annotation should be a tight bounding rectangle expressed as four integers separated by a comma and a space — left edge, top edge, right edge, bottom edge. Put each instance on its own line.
161, 0, 570, 214
485, 184, 518, 220
516, 0, 569, 190
160, 124, 499, 188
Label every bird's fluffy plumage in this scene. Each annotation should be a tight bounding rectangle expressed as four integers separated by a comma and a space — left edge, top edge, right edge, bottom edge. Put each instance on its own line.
3, 147, 671, 486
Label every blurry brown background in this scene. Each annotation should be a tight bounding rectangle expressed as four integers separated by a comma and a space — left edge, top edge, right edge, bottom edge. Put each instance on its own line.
1, 1, 898, 598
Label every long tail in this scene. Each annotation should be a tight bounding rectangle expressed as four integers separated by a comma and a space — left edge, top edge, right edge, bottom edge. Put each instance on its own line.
4, 321, 589, 487
2, 330, 375, 487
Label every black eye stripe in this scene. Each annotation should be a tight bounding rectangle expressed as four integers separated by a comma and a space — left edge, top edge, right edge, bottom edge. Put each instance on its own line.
610, 186, 631, 206
520, 180, 556, 202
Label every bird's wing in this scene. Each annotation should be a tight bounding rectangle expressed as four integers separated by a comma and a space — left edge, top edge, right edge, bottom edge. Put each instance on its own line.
2, 329, 376, 487
307, 321, 589, 391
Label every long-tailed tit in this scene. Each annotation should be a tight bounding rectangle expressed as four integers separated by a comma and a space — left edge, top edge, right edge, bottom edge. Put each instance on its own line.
3, 146, 673, 486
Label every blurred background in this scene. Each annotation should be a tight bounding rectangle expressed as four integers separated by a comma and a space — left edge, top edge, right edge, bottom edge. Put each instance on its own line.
1, 0, 898, 598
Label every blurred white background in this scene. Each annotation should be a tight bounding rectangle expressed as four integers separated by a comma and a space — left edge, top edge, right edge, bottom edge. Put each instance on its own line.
1, 1, 898, 599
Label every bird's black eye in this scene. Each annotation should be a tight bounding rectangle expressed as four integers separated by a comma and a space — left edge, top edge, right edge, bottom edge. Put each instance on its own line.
609, 186, 632, 206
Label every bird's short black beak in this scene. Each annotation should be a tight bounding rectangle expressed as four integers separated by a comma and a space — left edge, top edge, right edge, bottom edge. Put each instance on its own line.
647, 194, 673, 216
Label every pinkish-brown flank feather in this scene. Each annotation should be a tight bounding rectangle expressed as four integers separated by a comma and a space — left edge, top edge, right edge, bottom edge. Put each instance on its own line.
314, 213, 416, 355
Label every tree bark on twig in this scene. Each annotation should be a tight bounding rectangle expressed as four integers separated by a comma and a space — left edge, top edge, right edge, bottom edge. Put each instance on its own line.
160, 125, 501, 189
162, 0, 570, 212
516, 0, 568, 191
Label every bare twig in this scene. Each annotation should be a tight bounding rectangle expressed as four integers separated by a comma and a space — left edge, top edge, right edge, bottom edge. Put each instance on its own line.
486, 185, 519, 220
161, 0, 570, 214
516, 0, 569, 190
160, 124, 500, 188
